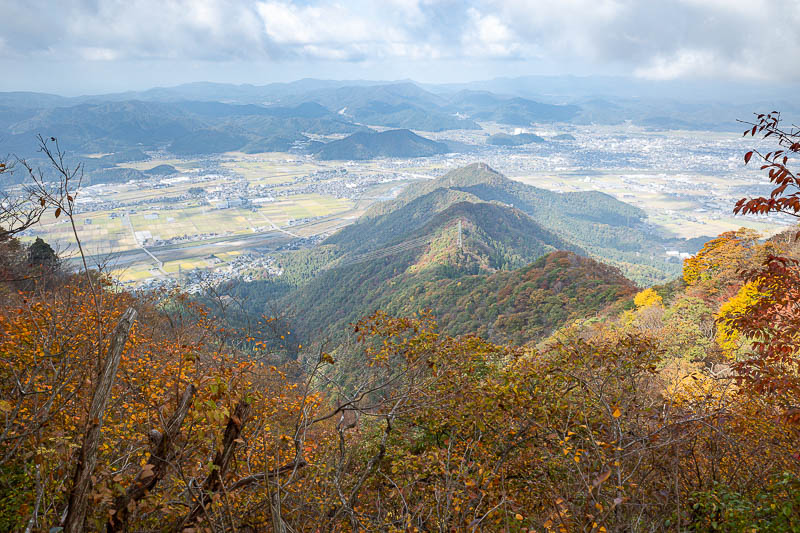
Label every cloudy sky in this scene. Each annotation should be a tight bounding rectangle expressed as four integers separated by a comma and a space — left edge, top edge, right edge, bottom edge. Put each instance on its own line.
2, 0, 799, 94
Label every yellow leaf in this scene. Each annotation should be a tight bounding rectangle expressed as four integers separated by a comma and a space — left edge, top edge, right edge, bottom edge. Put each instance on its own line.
515, 513, 523, 521
612, 406, 621, 418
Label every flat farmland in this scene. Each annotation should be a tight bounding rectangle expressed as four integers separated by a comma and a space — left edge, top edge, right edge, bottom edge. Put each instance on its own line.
25, 151, 378, 286
31, 209, 136, 256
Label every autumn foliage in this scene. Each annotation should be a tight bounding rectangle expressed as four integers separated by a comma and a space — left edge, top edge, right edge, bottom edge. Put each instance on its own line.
3, 119, 800, 530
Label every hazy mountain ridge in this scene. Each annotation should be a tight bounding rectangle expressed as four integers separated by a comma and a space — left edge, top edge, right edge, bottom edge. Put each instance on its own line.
313, 129, 450, 160
0, 80, 585, 161
1, 98, 366, 159
4, 76, 798, 152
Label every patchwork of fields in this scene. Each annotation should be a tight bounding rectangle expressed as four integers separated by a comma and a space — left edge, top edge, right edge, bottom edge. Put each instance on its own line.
22, 125, 787, 287
26, 152, 366, 284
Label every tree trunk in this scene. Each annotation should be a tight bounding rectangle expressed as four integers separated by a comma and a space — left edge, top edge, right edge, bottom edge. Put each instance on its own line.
107, 384, 195, 532
177, 401, 251, 531
64, 308, 137, 533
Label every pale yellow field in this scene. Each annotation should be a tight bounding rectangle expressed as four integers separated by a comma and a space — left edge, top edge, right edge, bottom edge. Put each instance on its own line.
111, 265, 155, 283
163, 258, 212, 274
30, 209, 136, 256
221, 159, 319, 185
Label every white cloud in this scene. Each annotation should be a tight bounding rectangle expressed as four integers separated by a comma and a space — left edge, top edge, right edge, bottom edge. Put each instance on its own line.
462, 8, 520, 58
257, 2, 377, 45
1, 0, 799, 82
635, 49, 767, 82
78, 47, 119, 62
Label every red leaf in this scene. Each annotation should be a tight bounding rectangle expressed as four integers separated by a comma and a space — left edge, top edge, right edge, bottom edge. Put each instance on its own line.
744, 151, 754, 164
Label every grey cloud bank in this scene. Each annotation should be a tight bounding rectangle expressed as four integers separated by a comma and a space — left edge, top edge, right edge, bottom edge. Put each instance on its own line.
2, 0, 799, 94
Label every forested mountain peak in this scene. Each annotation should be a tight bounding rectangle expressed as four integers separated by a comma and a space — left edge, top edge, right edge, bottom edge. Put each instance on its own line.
418, 162, 509, 193
378, 163, 687, 284
269, 195, 597, 344
415, 200, 580, 271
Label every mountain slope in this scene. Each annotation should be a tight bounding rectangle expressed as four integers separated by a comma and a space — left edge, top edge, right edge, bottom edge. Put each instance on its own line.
281, 200, 585, 341
389, 163, 697, 284
379, 250, 636, 345
222, 163, 698, 349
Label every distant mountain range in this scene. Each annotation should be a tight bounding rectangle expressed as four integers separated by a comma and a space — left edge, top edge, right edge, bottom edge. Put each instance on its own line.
3, 75, 797, 182
0, 81, 580, 161
4, 75, 791, 149
0, 98, 363, 160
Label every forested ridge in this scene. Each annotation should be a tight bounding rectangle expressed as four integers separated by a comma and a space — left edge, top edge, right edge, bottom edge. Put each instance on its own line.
220, 162, 699, 345
2, 113, 800, 531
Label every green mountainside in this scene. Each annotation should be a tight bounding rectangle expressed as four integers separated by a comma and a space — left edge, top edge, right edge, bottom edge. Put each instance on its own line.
389, 163, 694, 284
222, 163, 669, 347
227, 196, 628, 346
379, 250, 636, 345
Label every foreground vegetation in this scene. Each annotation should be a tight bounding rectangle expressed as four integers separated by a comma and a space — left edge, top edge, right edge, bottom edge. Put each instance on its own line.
2, 113, 800, 531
